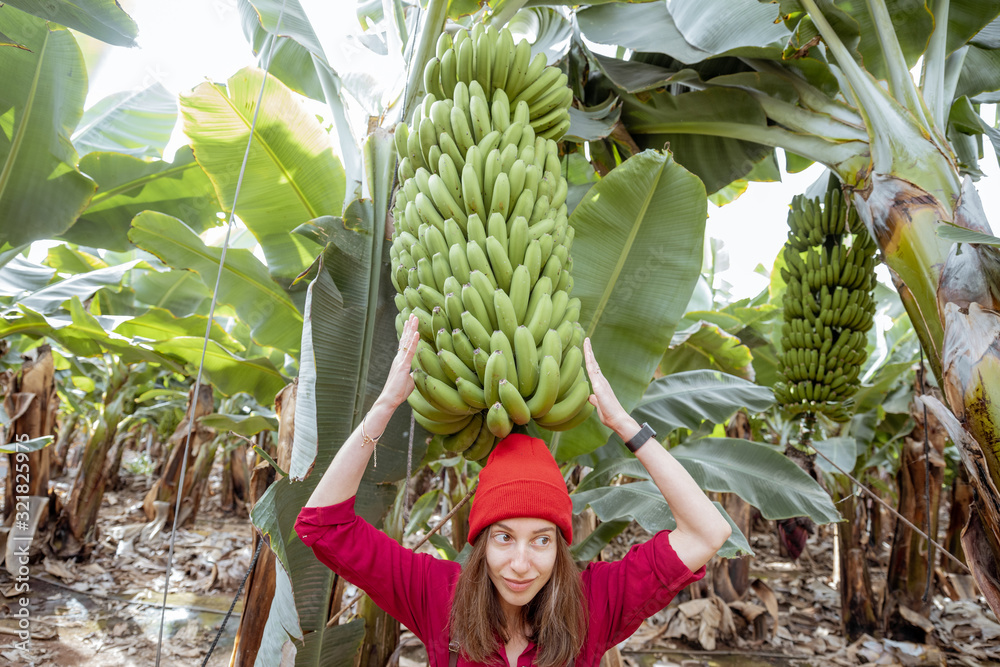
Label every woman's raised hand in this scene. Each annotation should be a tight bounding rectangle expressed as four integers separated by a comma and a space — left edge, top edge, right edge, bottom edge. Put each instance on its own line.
381, 314, 420, 408
583, 337, 633, 433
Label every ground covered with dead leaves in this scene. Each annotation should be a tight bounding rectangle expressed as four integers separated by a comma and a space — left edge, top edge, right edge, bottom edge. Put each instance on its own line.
2, 467, 999, 666
0, 469, 252, 666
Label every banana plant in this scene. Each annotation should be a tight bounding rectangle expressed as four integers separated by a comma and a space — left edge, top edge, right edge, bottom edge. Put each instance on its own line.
564, 0, 1000, 614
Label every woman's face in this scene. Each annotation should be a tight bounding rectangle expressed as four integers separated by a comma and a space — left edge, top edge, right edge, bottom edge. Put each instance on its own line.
485, 517, 559, 613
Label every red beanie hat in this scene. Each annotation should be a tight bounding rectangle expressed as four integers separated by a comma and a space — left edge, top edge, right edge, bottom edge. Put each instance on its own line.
467, 433, 573, 545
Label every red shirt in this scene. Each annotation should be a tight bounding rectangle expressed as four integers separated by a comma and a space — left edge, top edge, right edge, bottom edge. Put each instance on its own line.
295, 498, 704, 667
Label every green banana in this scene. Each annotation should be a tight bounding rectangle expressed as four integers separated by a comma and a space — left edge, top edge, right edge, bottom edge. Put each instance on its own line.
442, 412, 484, 453
513, 325, 539, 396
464, 420, 496, 460
412, 369, 472, 415
439, 348, 481, 387
494, 288, 519, 342
535, 376, 591, 426
484, 349, 507, 407
487, 401, 513, 439
526, 355, 560, 419
499, 378, 531, 425
415, 411, 474, 435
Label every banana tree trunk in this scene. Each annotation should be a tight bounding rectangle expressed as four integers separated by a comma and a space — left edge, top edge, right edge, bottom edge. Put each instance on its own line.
834, 489, 879, 640
882, 394, 946, 638
712, 411, 753, 602
943, 470, 972, 572
62, 358, 129, 550
142, 384, 215, 528
357, 481, 404, 667
52, 411, 80, 477
231, 382, 297, 667
849, 160, 1000, 618
3, 345, 57, 523
222, 441, 251, 512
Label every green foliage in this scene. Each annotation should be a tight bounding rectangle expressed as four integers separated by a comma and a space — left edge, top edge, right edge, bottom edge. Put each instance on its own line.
0, 9, 96, 247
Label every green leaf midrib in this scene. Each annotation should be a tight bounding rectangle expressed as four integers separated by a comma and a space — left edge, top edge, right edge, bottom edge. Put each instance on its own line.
586, 157, 665, 338
0, 24, 50, 206
72, 87, 145, 141
135, 221, 301, 324
213, 77, 319, 220
88, 160, 197, 207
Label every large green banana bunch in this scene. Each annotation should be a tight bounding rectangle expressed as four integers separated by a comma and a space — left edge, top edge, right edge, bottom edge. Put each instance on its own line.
773, 187, 877, 422
388, 24, 591, 459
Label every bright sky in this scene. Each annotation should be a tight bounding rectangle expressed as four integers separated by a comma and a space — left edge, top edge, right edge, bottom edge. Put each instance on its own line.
76, 0, 1000, 301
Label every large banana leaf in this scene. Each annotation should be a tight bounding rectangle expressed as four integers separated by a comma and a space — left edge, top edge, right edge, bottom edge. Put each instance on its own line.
572, 485, 752, 558
1, 0, 137, 47
131, 269, 212, 317
153, 337, 287, 404
659, 321, 755, 380
0, 10, 96, 247
571, 433, 842, 558
129, 211, 302, 358
663, 0, 790, 55
0, 256, 54, 298
114, 307, 244, 351
72, 83, 177, 159
1, 300, 179, 368
250, 131, 416, 666
61, 147, 221, 251
553, 150, 707, 460
632, 370, 774, 436
577, 2, 711, 64
239, 0, 362, 201
180, 67, 344, 280
44, 245, 107, 274
14, 260, 142, 314
574, 437, 839, 524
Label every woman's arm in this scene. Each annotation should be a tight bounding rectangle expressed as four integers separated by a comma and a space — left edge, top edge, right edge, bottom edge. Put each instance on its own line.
305, 314, 421, 508
582, 338, 732, 572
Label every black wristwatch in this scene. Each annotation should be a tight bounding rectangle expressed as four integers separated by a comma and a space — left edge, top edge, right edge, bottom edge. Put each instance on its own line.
624, 422, 656, 453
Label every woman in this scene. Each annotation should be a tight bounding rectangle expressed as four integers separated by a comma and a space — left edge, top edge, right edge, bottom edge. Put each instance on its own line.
295, 314, 732, 666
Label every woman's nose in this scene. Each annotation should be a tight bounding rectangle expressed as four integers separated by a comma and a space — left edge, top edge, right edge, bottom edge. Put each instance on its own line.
509, 544, 531, 573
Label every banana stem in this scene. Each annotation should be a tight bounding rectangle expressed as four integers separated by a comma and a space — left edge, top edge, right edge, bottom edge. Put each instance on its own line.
921, 0, 951, 127
401, 0, 449, 124
865, 0, 934, 134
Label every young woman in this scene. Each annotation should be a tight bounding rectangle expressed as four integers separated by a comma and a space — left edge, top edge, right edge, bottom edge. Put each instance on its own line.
295, 314, 732, 667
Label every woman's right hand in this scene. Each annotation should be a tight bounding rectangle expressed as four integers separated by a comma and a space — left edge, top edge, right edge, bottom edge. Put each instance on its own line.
380, 314, 421, 408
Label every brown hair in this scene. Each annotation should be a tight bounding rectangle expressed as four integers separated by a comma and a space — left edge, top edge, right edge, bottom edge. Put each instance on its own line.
448, 527, 587, 667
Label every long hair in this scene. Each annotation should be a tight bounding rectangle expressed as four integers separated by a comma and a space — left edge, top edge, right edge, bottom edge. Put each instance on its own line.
448, 528, 587, 667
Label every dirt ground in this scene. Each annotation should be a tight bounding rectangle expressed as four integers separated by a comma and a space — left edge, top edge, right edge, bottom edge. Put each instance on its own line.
2, 462, 999, 666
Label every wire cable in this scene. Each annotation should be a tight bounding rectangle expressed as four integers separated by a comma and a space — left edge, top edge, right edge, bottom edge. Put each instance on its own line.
153, 2, 288, 663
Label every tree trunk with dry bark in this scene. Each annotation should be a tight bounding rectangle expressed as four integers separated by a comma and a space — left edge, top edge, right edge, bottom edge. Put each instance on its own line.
883, 391, 946, 639
2, 345, 57, 522
142, 384, 215, 528
230, 382, 297, 667
61, 357, 129, 551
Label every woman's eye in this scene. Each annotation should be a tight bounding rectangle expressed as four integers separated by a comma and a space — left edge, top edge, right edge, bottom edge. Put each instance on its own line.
535, 536, 550, 546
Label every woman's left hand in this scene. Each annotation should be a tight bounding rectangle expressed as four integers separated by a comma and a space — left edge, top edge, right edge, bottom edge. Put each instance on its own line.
583, 337, 634, 434
379, 314, 420, 409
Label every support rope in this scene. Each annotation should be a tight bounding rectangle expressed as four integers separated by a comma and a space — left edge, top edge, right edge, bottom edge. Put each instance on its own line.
918, 347, 934, 601
810, 444, 969, 574
201, 540, 264, 666
153, 2, 288, 663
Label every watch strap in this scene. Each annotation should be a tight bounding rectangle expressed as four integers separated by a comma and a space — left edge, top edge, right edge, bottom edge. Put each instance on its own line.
624, 422, 655, 453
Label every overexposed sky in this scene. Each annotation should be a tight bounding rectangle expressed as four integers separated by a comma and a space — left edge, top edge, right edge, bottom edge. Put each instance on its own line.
77, 1, 1000, 300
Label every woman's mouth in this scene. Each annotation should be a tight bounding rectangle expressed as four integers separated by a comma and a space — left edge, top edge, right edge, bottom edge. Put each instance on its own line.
503, 578, 534, 592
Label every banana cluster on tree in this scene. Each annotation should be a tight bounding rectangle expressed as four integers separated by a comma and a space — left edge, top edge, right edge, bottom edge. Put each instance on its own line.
775, 186, 877, 422
390, 25, 591, 454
